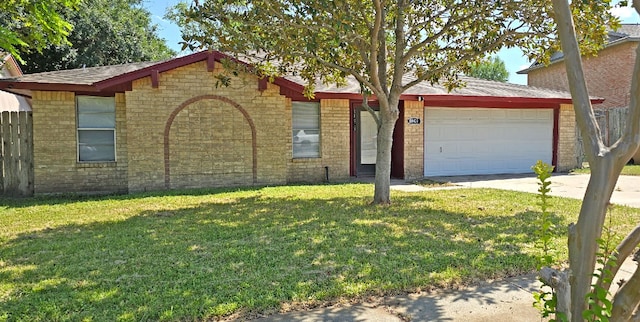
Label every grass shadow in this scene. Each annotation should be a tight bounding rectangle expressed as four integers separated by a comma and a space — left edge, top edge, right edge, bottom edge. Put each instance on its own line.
0, 185, 574, 321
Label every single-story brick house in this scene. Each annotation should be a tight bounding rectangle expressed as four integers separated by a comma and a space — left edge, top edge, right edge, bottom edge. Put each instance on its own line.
0, 51, 595, 194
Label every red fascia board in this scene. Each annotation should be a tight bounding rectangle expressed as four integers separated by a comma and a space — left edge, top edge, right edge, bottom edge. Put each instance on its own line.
403, 95, 603, 108
93, 50, 309, 97
94, 51, 216, 90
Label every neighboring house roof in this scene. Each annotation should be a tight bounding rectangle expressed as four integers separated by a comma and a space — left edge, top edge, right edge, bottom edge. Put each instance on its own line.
518, 23, 640, 74
0, 50, 601, 107
0, 53, 31, 111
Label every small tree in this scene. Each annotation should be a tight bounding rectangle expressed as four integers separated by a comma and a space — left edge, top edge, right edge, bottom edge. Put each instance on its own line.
171, 0, 615, 205
538, 0, 640, 320
467, 56, 509, 82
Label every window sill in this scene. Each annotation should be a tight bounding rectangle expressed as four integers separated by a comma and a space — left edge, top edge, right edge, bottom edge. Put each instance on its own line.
76, 162, 118, 168
291, 157, 322, 162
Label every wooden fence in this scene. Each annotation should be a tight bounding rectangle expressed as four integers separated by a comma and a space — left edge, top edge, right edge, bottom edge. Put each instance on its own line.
0, 111, 34, 197
576, 107, 628, 165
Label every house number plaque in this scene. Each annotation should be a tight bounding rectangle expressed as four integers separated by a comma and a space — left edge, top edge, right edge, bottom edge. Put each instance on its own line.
407, 117, 421, 125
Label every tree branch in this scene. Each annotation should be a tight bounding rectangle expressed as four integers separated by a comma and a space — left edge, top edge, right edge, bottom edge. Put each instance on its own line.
307, 54, 378, 96
609, 3, 640, 165
368, 0, 383, 95
611, 251, 640, 321
401, 31, 516, 92
361, 92, 381, 128
402, 7, 475, 66
596, 224, 640, 295
390, 0, 407, 101
540, 267, 572, 321
550, 0, 604, 164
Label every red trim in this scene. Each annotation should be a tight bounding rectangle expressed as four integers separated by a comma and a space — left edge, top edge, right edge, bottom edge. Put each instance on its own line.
391, 102, 405, 179
403, 94, 604, 106
94, 51, 220, 90
258, 78, 268, 92
349, 103, 356, 176
207, 53, 216, 72
151, 70, 159, 88
552, 107, 560, 171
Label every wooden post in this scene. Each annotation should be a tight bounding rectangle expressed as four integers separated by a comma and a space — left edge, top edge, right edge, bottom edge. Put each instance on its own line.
1, 111, 12, 196
0, 112, 4, 195
18, 112, 34, 196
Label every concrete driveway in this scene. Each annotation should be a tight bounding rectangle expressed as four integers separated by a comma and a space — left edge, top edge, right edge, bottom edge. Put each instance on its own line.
429, 173, 640, 208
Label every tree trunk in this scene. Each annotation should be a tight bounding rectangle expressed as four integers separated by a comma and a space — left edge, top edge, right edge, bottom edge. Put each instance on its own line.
569, 159, 621, 321
372, 100, 399, 204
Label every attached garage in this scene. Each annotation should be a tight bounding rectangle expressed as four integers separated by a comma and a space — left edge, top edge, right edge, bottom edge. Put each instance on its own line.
424, 107, 553, 176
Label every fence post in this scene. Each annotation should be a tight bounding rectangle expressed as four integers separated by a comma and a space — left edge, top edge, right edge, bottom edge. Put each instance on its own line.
0, 112, 4, 195
18, 112, 34, 196
0, 111, 34, 197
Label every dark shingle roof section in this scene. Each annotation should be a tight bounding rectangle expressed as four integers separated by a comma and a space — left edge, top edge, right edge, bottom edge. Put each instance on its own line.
293, 74, 576, 99
7, 61, 159, 85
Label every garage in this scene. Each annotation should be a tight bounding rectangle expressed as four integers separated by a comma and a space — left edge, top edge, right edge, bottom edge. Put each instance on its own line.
424, 107, 553, 176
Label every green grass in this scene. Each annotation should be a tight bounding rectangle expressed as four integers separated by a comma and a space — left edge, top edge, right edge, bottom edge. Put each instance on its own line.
572, 164, 640, 176
1, 184, 639, 321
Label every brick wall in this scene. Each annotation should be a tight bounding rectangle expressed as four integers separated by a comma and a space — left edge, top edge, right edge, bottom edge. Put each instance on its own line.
403, 100, 424, 180
528, 42, 637, 109
125, 61, 290, 192
556, 104, 578, 171
31, 91, 128, 194
287, 99, 351, 183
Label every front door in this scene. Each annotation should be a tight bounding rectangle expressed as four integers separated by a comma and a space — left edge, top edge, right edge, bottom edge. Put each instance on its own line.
350, 101, 405, 178
356, 108, 379, 176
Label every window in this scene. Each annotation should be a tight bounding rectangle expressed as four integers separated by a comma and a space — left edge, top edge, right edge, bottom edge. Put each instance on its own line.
77, 96, 116, 162
292, 102, 320, 158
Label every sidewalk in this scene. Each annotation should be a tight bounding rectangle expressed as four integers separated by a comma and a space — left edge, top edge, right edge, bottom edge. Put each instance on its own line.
258, 257, 637, 322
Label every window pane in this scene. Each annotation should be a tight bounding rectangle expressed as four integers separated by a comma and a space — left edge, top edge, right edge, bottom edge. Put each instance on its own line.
292, 102, 320, 158
77, 96, 115, 128
78, 130, 115, 161
292, 102, 319, 130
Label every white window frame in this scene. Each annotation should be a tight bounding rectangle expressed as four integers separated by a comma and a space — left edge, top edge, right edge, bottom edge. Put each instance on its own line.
292, 101, 321, 158
76, 95, 116, 162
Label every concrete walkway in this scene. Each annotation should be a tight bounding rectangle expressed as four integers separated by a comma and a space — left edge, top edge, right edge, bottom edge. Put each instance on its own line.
397, 173, 640, 208
258, 257, 638, 321
256, 173, 640, 321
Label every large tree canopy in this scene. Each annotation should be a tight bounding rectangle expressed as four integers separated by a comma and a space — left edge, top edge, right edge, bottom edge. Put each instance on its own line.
172, 0, 617, 204
15, 0, 176, 73
0, 0, 80, 63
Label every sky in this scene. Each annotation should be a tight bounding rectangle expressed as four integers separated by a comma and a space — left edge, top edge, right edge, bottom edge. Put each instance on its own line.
145, 1, 640, 85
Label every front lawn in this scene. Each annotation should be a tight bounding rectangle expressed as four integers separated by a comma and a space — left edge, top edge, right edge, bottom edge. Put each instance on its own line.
1, 184, 638, 321
572, 164, 640, 176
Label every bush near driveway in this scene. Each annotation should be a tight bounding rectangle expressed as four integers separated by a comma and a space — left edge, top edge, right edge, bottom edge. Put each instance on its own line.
1, 184, 638, 321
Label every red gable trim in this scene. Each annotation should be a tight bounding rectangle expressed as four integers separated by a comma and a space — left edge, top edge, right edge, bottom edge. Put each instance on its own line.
94, 51, 218, 90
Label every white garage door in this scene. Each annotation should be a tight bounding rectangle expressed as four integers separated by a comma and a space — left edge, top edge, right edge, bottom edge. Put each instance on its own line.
424, 108, 553, 176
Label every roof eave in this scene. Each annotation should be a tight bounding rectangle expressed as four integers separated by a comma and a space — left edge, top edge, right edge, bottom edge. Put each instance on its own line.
400, 94, 603, 108
0, 81, 98, 93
